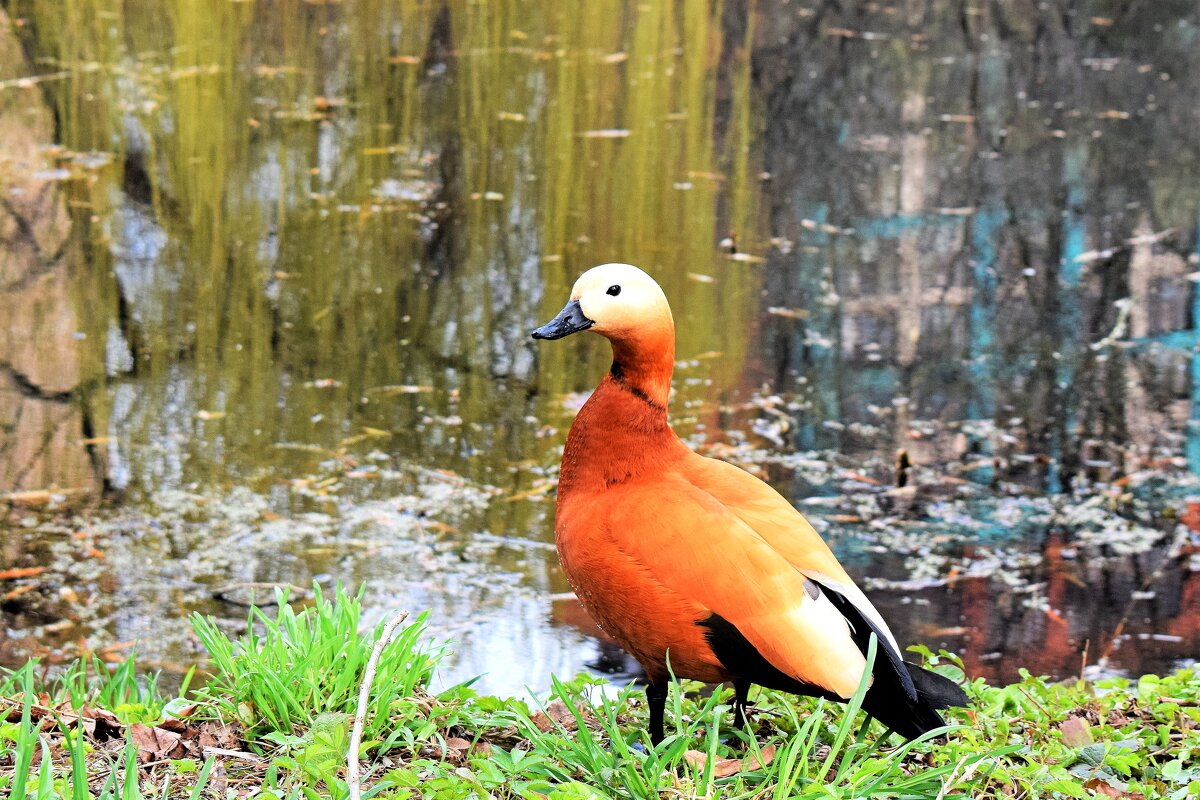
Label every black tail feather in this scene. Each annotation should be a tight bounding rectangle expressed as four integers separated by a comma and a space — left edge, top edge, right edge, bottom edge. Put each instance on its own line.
699, 610, 971, 742
908, 662, 970, 709
862, 662, 970, 740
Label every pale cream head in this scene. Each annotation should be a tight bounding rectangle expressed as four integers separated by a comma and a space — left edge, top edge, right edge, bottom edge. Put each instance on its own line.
531, 262, 676, 406
569, 263, 674, 337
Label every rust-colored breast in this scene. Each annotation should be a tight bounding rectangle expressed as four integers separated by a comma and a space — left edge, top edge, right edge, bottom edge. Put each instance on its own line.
553, 378, 728, 683
555, 481, 730, 684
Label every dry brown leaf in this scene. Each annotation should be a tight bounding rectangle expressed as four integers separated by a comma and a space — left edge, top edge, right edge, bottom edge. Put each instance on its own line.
197, 720, 241, 752
80, 705, 123, 742
554, 698, 592, 727
439, 737, 473, 763
157, 718, 196, 736
130, 723, 185, 762
682, 743, 777, 777
529, 698, 593, 733
1059, 715, 1094, 748
1084, 778, 1146, 799
164, 703, 199, 720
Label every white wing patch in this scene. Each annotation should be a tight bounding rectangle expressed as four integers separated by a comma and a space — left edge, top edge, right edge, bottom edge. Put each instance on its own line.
739, 578, 871, 700
799, 569, 917, 700
800, 569, 903, 657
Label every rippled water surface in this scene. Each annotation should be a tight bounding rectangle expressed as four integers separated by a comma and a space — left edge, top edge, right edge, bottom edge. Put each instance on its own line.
2, 1, 1199, 696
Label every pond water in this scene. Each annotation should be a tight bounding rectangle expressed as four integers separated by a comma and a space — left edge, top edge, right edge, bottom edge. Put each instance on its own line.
2, 0, 1199, 697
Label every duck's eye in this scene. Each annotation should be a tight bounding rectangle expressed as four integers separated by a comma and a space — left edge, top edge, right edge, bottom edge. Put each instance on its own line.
606, 285, 621, 297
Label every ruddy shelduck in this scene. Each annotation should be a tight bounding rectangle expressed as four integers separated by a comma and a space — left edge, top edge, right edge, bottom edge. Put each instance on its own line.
532, 263, 968, 745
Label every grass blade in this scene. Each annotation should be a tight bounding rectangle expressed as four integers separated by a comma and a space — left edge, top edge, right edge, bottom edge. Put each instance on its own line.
818, 633, 877, 783
122, 735, 142, 800
10, 664, 36, 800
36, 734, 55, 798
188, 756, 216, 800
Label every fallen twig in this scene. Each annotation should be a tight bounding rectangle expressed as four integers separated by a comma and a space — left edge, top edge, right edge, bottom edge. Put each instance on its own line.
347, 609, 409, 800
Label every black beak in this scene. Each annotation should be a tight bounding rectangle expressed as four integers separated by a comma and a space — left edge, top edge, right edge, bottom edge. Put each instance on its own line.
531, 299, 594, 340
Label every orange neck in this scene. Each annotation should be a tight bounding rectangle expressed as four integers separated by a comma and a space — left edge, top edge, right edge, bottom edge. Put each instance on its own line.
607, 322, 675, 410
558, 324, 682, 494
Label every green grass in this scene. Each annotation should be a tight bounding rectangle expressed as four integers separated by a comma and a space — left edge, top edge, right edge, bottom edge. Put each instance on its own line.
189, 585, 441, 743
1, 588, 1197, 799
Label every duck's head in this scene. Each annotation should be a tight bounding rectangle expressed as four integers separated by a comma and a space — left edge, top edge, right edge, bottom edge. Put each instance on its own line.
531, 263, 673, 343
533, 263, 676, 407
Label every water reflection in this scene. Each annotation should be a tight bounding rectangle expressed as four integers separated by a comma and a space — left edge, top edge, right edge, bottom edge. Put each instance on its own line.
752, 0, 1200, 475
1, 1, 1198, 694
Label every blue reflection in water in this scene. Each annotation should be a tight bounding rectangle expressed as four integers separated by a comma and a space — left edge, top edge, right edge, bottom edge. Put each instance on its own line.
1191, 208, 1200, 474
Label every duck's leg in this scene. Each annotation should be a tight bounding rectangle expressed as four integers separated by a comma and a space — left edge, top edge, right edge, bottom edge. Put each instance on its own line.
733, 679, 752, 730
646, 681, 668, 745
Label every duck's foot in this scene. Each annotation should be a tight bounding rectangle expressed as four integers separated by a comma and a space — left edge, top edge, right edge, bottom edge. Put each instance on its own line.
726, 678, 753, 748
